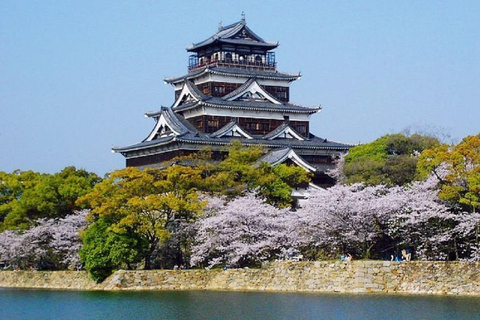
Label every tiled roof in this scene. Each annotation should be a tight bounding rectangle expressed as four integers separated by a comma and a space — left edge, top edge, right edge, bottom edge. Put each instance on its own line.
255, 147, 317, 172
164, 66, 300, 84
114, 104, 351, 155
174, 133, 352, 150
256, 147, 292, 165
186, 20, 278, 52
185, 80, 207, 100
263, 122, 291, 139
114, 126, 352, 154
262, 121, 305, 140
173, 97, 320, 114
208, 120, 253, 139
208, 120, 237, 138
161, 106, 193, 135
220, 77, 281, 105
112, 135, 175, 153
221, 78, 256, 100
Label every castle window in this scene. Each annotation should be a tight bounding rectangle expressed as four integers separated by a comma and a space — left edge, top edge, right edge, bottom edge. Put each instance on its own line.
207, 120, 219, 127
294, 125, 306, 134
214, 86, 225, 95
277, 91, 287, 100
225, 53, 232, 62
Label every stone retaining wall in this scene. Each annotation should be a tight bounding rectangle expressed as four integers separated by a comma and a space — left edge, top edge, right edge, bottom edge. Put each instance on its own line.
1, 261, 479, 295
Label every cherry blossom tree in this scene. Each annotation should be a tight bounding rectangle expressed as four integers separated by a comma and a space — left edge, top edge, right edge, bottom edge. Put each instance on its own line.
190, 194, 299, 268
385, 176, 454, 260
296, 176, 458, 261
297, 184, 399, 259
0, 210, 88, 269
189, 178, 467, 266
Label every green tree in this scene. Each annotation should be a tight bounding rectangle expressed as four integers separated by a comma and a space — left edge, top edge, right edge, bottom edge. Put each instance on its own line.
78, 166, 205, 274
0, 170, 43, 230
255, 163, 311, 208
418, 133, 480, 259
0, 167, 100, 231
199, 140, 312, 207
344, 133, 439, 186
418, 133, 480, 212
79, 218, 146, 282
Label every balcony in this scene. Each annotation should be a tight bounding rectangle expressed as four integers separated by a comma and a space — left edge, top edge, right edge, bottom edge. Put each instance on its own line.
188, 53, 276, 73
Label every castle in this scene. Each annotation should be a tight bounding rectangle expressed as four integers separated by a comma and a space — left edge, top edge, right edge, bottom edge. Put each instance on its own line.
113, 16, 351, 187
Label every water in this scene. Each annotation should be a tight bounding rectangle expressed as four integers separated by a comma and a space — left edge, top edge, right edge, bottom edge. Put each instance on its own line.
1, 288, 480, 320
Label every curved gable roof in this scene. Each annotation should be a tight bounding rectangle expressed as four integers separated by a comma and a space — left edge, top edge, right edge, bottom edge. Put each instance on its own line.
145, 107, 194, 141
257, 147, 317, 172
263, 122, 305, 140
171, 80, 206, 109
164, 66, 301, 84
187, 19, 278, 52
209, 120, 253, 139
222, 78, 282, 104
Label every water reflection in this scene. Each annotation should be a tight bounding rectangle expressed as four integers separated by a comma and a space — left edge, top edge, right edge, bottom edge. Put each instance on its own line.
1, 288, 480, 320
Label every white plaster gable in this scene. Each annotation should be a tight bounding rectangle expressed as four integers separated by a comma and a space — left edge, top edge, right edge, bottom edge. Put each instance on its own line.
283, 149, 316, 172
267, 125, 305, 141
226, 80, 282, 105
146, 113, 179, 141
263, 148, 316, 172
211, 123, 253, 139
172, 82, 201, 109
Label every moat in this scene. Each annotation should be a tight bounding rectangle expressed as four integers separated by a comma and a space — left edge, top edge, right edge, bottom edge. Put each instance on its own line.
2, 288, 480, 320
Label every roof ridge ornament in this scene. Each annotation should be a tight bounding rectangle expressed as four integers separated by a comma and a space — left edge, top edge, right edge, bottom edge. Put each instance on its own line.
218, 21, 222, 31
241, 11, 245, 22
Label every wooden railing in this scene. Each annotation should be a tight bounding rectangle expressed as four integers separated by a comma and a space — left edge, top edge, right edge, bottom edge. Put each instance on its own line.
188, 59, 276, 72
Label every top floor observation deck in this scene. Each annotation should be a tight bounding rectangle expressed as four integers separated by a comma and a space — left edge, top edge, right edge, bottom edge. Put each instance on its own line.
186, 17, 279, 73
188, 51, 276, 72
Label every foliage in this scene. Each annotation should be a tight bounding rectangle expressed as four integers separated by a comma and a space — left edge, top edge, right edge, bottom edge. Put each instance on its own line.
6, 133, 480, 275
0, 210, 88, 270
344, 133, 439, 186
79, 217, 146, 282
418, 133, 480, 213
187, 141, 312, 207
298, 184, 395, 259
417, 133, 480, 259
78, 142, 310, 277
78, 166, 205, 278
5, 131, 480, 273
254, 162, 311, 208
0, 167, 101, 231
190, 177, 466, 265
190, 194, 299, 268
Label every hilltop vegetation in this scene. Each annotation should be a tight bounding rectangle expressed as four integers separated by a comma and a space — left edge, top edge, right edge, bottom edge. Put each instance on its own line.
341, 133, 440, 185
0, 167, 100, 231
1, 134, 479, 282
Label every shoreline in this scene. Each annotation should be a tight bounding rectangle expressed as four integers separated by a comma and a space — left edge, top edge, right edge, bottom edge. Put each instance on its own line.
1, 261, 479, 296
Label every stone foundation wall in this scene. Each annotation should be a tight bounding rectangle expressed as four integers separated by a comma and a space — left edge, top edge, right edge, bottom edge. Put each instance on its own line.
1, 261, 480, 295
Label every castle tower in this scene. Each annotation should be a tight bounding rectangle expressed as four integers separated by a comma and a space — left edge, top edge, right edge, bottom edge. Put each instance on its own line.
113, 18, 352, 187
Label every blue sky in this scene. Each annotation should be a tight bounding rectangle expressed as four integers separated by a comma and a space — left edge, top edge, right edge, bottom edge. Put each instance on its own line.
1, 1, 479, 176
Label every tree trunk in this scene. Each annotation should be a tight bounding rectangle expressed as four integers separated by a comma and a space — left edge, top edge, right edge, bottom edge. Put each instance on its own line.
144, 238, 159, 270
364, 243, 374, 260
453, 237, 459, 261
144, 253, 152, 270
474, 208, 479, 251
